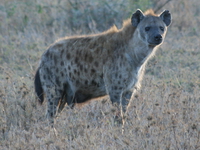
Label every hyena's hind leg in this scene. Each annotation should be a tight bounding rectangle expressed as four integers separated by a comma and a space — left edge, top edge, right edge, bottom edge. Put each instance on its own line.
45, 86, 64, 126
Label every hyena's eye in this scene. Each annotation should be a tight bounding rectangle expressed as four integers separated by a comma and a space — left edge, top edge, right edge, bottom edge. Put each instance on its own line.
145, 27, 150, 32
160, 26, 164, 31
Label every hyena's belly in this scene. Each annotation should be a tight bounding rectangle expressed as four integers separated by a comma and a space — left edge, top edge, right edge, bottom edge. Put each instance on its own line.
73, 80, 107, 103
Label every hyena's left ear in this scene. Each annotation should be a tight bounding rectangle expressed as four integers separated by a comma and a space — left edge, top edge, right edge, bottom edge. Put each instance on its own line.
159, 10, 171, 26
131, 9, 145, 27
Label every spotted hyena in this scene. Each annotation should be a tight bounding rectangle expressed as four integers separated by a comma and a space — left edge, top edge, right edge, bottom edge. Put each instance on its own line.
34, 9, 171, 126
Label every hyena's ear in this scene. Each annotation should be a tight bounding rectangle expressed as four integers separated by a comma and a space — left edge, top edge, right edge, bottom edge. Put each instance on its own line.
159, 10, 171, 26
131, 9, 145, 27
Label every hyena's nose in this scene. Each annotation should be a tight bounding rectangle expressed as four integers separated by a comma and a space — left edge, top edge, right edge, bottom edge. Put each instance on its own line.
154, 34, 162, 42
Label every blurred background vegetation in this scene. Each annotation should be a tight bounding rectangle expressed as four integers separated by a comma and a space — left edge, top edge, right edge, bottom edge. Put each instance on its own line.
0, 0, 155, 34
1, 0, 200, 149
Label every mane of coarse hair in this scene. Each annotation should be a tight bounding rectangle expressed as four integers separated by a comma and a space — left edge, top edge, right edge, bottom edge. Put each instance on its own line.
89, 18, 136, 45
117, 19, 136, 42
144, 9, 157, 16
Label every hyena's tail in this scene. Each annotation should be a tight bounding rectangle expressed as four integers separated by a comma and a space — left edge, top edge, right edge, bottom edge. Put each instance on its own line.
34, 68, 44, 104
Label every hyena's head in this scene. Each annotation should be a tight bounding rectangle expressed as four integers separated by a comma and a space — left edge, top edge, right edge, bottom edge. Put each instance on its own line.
131, 9, 171, 46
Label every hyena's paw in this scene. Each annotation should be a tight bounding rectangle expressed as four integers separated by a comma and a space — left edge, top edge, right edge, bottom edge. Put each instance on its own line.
114, 114, 123, 126
110, 104, 122, 125
45, 112, 56, 127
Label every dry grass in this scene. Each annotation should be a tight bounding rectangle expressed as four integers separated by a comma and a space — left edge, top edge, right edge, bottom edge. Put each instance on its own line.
0, 0, 200, 149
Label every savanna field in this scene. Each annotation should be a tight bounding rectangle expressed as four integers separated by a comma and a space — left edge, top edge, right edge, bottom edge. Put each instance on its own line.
0, 0, 200, 149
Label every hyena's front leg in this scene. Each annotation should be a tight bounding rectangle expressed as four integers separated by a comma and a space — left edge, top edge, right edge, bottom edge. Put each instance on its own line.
103, 67, 126, 125
105, 82, 124, 124
121, 90, 133, 124
108, 91, 123, 124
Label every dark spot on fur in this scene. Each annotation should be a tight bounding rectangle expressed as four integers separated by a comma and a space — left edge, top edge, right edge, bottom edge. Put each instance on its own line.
76, 80, 80, 85
119, 87, 123, 90
115, 66, 118, 70
118, 81, 121, 84
114, 95, 118, 100
111, 58, 115, 63
43, 75, 46, 80
47, 76, 51, 80
72, 76, 75, 81
56, 78, 61, 85
61, 61, 64, 66
68, 66, 71, 70
84, 68, 87, 73
50, 102, 53, 105
119, 75, 122, 79
80, 64, 83, 71
94, 61, 99, 67
91, 80, 96, 86
114, 86, 118, 90
84, 53, 88, 60
54, 55, 57, 65
58, 89, 63, 94
66, 53, 71, 60
120, 62, 123, 67
46, 68, 51, 75
61, 71, 64, 77
46, 85, 51, 88
115, 73, 118, 78
77, 71, 80, 76
91, 68, 96, 75
60, 49, 64, 57
85, 80, 88, 85
75, 57, 79, 64
69, 72, 72, 78
91, 80, 99, 87
56, 68, 59, 72
50, 54, 53, 60
85, 53, 93, 63
74, 69, 77, 74
88, 56, 93, 63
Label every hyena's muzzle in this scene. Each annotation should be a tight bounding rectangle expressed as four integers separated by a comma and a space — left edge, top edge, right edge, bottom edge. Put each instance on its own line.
147, 26, 164, 46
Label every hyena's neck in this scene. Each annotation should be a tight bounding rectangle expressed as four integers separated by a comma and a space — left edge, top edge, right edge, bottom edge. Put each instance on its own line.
126, 31, 157, 67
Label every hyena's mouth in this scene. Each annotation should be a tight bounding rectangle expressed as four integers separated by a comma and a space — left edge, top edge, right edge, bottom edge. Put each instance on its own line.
148, 40, 163, 46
